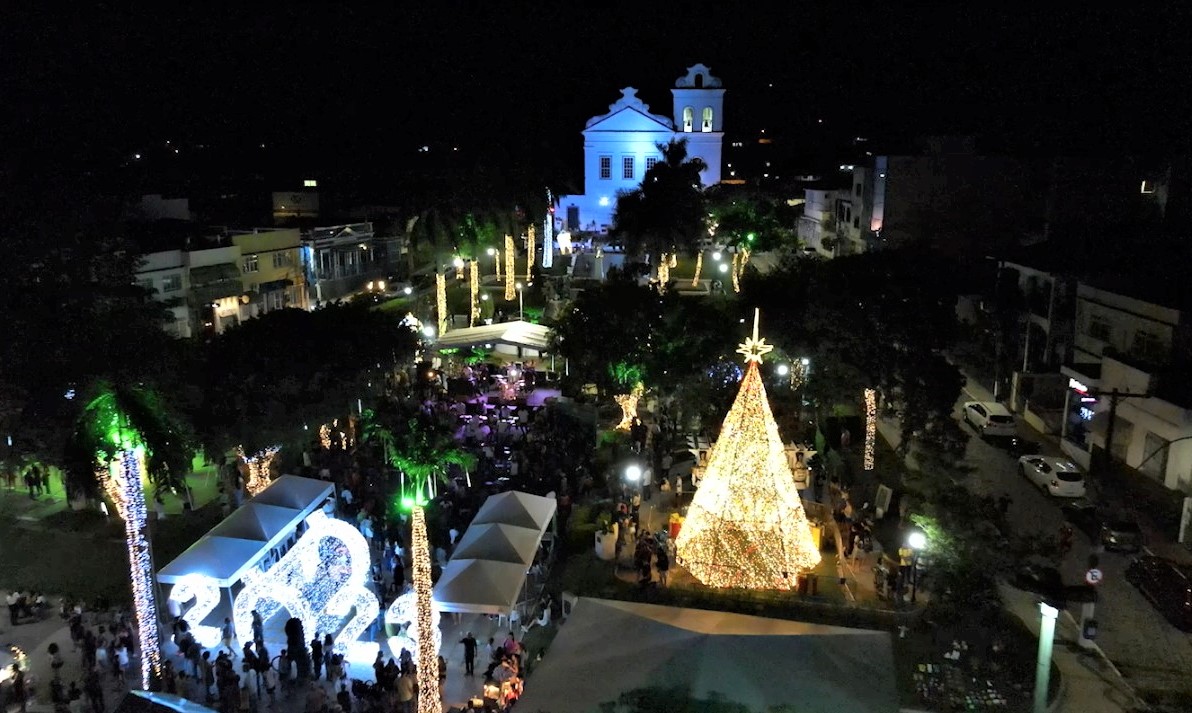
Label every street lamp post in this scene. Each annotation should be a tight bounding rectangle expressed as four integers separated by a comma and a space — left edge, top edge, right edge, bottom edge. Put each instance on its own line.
1034, 603, 1059, 713
625, 464, 642, 484
516, 282, 524, 320
487, 247, 500, 278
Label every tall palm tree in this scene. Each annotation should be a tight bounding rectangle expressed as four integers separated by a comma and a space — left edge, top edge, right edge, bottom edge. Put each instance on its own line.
73, 380, 192, 691
364, 409, 475, 713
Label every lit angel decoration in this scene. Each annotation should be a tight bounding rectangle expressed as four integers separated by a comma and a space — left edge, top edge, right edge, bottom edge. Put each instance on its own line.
385, 590, 442, 662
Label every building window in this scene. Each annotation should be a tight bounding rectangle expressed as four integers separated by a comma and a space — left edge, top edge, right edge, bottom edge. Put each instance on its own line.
599, 156, 612, 180
645, 156, 659, 172
622, 156, 635, 180
243, 255, 260, 274
1140, 180, 1155, 194
272, 252, 290, 269
853, 217, 860, 229
682, 107, 694, 132
1087, 313, 1112, 342
161, 274, 182, 292
701, 107, 714, 132
1133, 330, 1166, 362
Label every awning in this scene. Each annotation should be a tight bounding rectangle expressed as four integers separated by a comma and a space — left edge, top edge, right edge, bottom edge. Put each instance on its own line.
251, 474, 335, 512
208, 502, 301, 543
433, 559, 532, 615
451, 522, 543, 564
470, 491, 556, 532
434, 320, 553, 353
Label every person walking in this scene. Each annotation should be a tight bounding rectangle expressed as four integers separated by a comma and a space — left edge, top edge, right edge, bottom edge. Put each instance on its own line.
310, 635, 324, 680
220, 617, 237, 658
459, 632, 477, 676
656, 548, 670, 587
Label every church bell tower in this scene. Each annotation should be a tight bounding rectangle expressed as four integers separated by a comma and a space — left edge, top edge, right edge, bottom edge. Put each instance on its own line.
671, 63, 725, 186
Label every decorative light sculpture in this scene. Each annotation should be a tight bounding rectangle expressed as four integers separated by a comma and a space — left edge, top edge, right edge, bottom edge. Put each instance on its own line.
656, 253, 670, 289
411, 502, 440, 713
114, 447, 162, 689
504, 234, 516, 301
542, 190, 554, 269
168, 575, 223, 648
469, 260, 479, 327
236, 444, 281, 496
669, 252, 678, 268
233, 509, 379, 660
319, 424, 332, 450
864, 388, 877, 471
385, 590, 442, 663
692, 251, 703, 287
614, 382, 644, 431
525, 225, 535, 282
436, 271, 448, 335
674, 310, 822, 589
557, 231, 573, 255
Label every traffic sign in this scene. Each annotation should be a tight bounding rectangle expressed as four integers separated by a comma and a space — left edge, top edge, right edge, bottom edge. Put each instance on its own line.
1085, 568, 1103, 586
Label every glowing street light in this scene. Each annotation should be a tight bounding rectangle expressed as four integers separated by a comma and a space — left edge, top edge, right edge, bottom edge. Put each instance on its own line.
452, 256, 465, 269
421, 325, 435, 338
403, 286, 413, 295
776, 364, 790, 377
906, 530, 926, 602
625, 464, 642, 482
712, 251, 722, 261
515, 282, 525, 320
718, 263, 729, 273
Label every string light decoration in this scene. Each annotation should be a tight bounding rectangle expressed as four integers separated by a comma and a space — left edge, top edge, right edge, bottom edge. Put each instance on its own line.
525, 225, 535, 282
787, 359, 807, 390
236, 444, 281, 496
233, 509, 379, 660
614, 382, 644, 431
674, 310, 822, 589
692, 251, 703, 287
669, 252, 678, 268
864, 388, 877, 471
504, 234, 516, 301
656, 253, 670, 289
168, 575, 223, 647
436, 271, 448, 335
384, 588, 442, 665
542, 197, 554, 269
411, 506, 441, 713
731, 251, 742, 293
493, 247, 501, 280
109, 447, 162, 689
469, 260, 480, 327
318, 424, 332, 450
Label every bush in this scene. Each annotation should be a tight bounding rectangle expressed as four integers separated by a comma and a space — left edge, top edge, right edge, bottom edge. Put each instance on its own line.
567, 523, 598, 553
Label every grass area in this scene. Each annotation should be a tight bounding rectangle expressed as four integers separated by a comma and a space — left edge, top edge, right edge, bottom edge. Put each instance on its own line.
376, 295, 415, 313
0, 504, 222, 604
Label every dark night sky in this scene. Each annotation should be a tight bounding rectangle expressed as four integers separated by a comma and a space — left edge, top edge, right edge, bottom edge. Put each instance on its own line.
4, 4, 1190, 193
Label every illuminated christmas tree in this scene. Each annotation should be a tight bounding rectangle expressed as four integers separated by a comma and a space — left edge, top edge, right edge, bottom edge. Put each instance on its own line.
674, 310, 822, 589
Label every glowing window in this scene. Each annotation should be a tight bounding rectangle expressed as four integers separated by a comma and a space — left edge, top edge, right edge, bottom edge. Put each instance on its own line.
622, 156, 634, 179
645, 156, 659, 172
303, 179, 317, 188
682, 106, 694, 132
599, 156, 612, 179
702, 107, 713, 132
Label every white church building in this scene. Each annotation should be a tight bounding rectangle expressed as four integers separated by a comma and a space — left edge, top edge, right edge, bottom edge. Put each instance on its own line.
555, 63, 725, 234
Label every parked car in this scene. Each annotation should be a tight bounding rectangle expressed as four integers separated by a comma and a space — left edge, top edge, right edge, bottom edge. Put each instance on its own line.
1019, 455, 1086, 498
962, 401, 1017, 437
1061, 500, 1146, 552
1125, 556, 1192, 630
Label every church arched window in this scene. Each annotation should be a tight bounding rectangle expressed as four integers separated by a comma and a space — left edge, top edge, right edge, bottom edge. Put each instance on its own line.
702, 107, 714, 132
682, 106, 694, 132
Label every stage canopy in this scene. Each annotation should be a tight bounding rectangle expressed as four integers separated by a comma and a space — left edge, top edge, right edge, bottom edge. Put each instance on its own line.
433, 490, 556, 615
433, 320, 553, 353
517, 598, 898, 713
157, 475, 334, 587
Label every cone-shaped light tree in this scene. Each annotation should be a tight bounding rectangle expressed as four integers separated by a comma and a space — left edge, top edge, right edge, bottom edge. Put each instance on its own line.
364, 409, 476, 713
674, 310, 822, 589
75, 381, 193, 689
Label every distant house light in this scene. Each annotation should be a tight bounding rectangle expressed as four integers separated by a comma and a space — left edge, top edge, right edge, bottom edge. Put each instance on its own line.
839, 165, 855, 171
304, 179, 318, 187
1140, 180, 1155, 194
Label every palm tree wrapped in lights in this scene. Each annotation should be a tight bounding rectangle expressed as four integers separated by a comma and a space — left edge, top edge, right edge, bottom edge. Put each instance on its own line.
365, 410, 476, 713
74, 382, 192, 690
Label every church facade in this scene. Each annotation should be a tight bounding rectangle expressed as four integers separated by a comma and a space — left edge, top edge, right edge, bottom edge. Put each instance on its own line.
555, 63, 725, 234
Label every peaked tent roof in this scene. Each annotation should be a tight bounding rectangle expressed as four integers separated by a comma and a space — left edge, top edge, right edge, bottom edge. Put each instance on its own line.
251, 474, 334, 514
518, 598, 897, 713
208, 503, 301, 543
157, 536, 268, 587
432, 559, 530, 614
433, 320, 553, 353
451, 522, 543, 564
470, 491, 556, 534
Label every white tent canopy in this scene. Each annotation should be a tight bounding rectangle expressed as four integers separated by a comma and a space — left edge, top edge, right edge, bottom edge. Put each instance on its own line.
433, 491, 557, 615
433, 320, 553, 353
157, 475, 334, 587
518, 598, 898, 713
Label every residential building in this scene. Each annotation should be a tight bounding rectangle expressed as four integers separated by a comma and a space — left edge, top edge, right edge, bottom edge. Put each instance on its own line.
796, 177, 851, 257
555, 64, 726, 233
1060, 282, 1192, 492
134, 249, 191, 337
186, 241, 245, 336
230, 228, 309, 316
302, 222, 384, 303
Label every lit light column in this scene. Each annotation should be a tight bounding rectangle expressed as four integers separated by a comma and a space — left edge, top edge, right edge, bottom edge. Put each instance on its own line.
436, 271, 447, 335
731, 251, 742, 293
656, 253, 670, 289
488, 247, 500, 280
411, 507, 440, 713
542, 191, 554, 269
504, 235, 516, 301
691, 251, 703, 287
469, 260, 479, 327
114, 448, 162, 690
525, 226, 535, 282
864, 388, 877, 470
1034, 603, 1059, 713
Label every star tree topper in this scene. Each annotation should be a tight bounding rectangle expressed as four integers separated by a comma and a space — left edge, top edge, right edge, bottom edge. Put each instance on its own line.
736, 308, 774, 363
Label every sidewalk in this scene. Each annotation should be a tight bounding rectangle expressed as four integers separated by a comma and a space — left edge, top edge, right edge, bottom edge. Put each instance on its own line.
998, 583, 1142, 713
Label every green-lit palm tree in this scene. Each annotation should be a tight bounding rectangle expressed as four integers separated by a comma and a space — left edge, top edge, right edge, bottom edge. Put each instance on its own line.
73, 380, 192, 690
364, 409, 475, 713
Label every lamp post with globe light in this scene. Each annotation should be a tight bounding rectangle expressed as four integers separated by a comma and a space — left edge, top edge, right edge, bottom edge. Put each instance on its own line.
907, 530, 927, 603
515, 282, 525, 320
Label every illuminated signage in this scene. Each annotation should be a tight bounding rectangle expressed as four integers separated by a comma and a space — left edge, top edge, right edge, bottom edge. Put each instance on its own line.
1068, 378, 1090, 395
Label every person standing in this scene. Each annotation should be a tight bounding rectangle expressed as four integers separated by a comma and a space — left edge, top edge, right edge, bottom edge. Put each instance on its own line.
310, 635, 324, 680
656, 547, 670, 587
459, 632, 477, 676
220, 617, 237, 658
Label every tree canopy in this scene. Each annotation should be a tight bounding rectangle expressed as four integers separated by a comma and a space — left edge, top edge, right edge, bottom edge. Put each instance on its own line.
610, 139, 708, 259
705, 187, 799, 252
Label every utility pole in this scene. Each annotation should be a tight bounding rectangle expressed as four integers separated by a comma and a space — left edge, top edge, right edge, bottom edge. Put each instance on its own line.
1098, 388, 1149, 476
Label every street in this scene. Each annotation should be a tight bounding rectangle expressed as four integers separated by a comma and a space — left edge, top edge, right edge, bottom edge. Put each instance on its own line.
950, 378, 1192, 693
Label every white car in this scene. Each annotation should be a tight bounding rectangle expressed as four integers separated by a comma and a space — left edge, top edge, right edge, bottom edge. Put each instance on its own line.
1019, 456, 1086, 498
962, 401, 1017, 438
